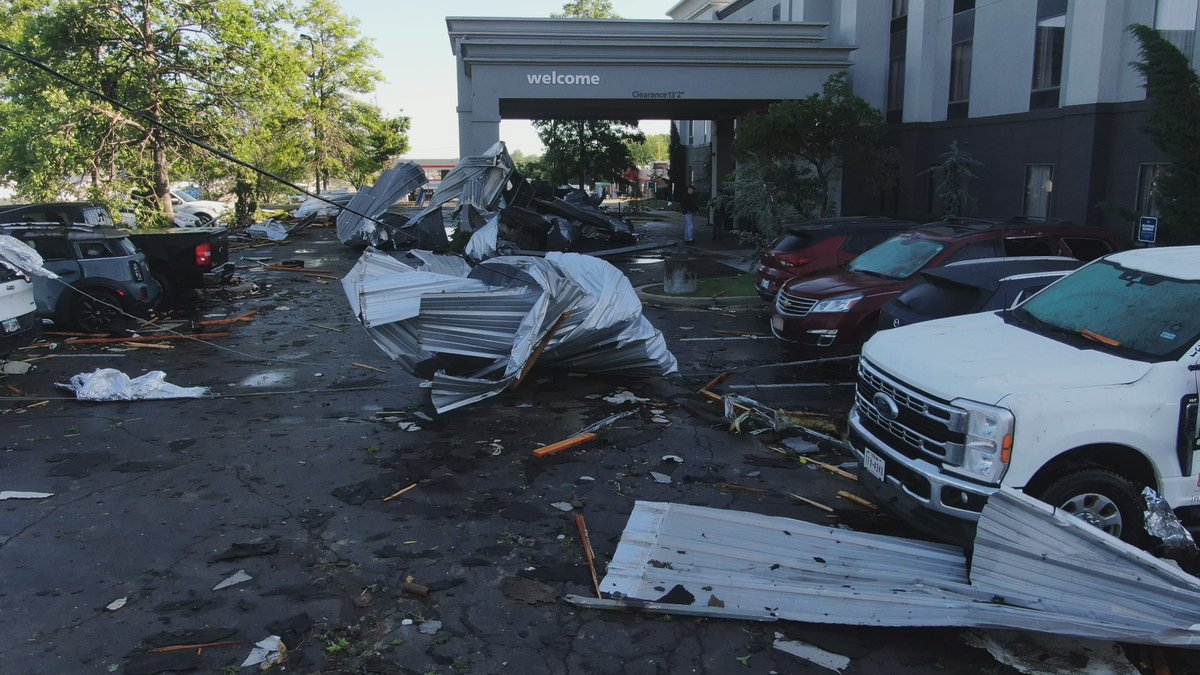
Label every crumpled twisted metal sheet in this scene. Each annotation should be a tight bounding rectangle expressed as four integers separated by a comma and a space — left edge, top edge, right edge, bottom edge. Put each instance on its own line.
343, 248, 677, 413
335, 162, 427, 247
406, 141, 514, 235
592, 488, 1200, 646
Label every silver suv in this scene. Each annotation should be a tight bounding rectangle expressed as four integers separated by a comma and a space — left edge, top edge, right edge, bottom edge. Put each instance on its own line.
0, 225, 160, 332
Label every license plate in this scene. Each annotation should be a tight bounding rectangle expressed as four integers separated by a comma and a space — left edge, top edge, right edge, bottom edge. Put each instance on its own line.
759, 278, 770, 290
863, 449, 885, 482
1, 318, 18, 333
771, 315, 783, 332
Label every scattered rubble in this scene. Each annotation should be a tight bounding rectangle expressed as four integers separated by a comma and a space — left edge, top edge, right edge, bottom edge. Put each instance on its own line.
773, 633, 849, 673
240, 635, 286, 670
0, 491, 53, 500
104, 597, 127, 611
335, 162, 428, 247
212, 569, 253, 591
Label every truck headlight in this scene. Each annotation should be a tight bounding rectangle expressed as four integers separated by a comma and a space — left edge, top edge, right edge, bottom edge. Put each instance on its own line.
947, 399, 1014, 483
811, 293, 863, 313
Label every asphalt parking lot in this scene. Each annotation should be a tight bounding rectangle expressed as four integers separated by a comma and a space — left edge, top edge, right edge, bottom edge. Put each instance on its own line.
0, 217, 1185, 674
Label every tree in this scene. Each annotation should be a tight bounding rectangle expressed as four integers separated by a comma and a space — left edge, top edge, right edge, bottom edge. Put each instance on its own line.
923, 141, 982, 217
626, 133, 670, 166
293, 0, 385, 193
554, 0, 618, 18
0, 0, 291, 222
1130, 23, 1200, 244
510, 150, 547, 182
531, 120, 644, 188
735, 72, 887, 219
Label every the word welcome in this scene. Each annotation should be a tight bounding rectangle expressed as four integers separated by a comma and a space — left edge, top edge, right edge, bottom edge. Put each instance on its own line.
526, 72, 601, 86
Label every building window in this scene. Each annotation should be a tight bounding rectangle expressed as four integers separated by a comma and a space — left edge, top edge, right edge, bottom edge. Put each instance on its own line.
685, 121, 694, 145
887, 56, 906, 121
947, 2, 975, 119
1155, 0, 1198, 65
772, 3, 781, 21
1030, 0, 1067, 109
1024, 164, 1054, 218
891, 0, 908, 31
1137, 163, 1167, 217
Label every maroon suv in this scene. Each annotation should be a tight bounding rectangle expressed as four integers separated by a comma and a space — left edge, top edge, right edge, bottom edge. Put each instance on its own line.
755, 217, 918, 300
770, 218, 1128, 356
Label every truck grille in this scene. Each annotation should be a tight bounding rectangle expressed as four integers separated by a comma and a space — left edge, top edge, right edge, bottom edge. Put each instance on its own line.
776, 290, 817, 316
856, 359, 966, 464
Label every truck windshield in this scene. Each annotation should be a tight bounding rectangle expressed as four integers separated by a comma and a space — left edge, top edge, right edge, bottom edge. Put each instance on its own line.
1012, 259, 1200, 360
847, 235, 944, 279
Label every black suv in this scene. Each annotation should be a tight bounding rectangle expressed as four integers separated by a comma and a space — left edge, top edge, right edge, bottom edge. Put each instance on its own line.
0, 225, 160, 332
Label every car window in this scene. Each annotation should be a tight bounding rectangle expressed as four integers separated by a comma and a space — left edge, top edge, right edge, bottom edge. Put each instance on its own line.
942, 240, 1003, 264
77, 241, 115, 258
1004, 236, 1058, 257
27, 237, 71, 260
842, 230, 899, 254
895, 277, 985, 318
1010, 283, 1050, 308
17, 211, 67, 225
847, 234, 946, 279
772, 231, 816, 252
114, 238, 137, 255
83, 207, 114, 227
1061, 237, 1113, 261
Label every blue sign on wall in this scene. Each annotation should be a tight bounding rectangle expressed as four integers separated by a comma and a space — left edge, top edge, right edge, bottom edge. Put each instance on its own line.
1138, 216, 1159, 244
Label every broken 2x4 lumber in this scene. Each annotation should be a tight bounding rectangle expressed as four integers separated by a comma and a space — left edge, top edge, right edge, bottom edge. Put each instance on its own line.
196, 310, 258, 327
147, 640, 242, 654
797, 456, 858, 481
62, 333, 230, 345
836, 490, 878, 510
575, 514, 602, 599
789, 493, 835, 513
532, 432, 599, 459
383, 483, 418, 502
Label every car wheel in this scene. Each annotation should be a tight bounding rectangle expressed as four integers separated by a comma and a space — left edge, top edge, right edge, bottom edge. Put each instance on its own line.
1034, 468, 1146, 545
193, 212, 214, 225
71, 289, 123, 333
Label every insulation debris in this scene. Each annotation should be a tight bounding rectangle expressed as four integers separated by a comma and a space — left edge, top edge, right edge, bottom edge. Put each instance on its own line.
584, 488, 1200, 647
343, 249, 677, 413
59, 369, 208, 401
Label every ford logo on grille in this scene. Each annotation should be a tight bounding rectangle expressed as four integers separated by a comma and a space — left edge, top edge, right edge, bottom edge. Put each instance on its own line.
872, 392, 900, 421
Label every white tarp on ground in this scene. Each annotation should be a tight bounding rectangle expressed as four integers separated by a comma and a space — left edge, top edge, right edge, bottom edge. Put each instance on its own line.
342, 248, 677, 413
586, 488, 1200, 647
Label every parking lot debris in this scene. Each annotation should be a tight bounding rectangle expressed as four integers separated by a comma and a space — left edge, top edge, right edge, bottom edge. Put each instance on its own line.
0, 234, 56, 278
335, 162, 427, 247
836, 491, 877, 510
147, 639, 243, 654
575, 514, 602, 598
781, 438, 820, 455
105, 597, 127, 611
773, 633, 850, 673
789, 493, 834, 513
0, 360, 34, 375
401, 580, 430, 598
212, 569, 253, 591
294, 189, 355, 219
798, 456, 858, 481
210, 539, 279, 563
1143, 487, 1198, 566
0, 491, 53, 500
382, 483, 418, 502
650, 472, 672, 484
60, 368, 208, 401
418, 620, 442, 635
240, 635, 286, 669
344, 249, 677, 413
532, 432, 599, 459
246, 220, 290, 241
58, 333, 231, 345
590, 489, 1200, 646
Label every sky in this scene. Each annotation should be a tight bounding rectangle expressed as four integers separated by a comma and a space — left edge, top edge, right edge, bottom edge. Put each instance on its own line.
336, 0, 676, 160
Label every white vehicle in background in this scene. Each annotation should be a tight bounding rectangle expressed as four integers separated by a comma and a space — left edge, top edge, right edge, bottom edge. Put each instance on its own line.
850, 246, 1200, 546
170, 190, 230, 224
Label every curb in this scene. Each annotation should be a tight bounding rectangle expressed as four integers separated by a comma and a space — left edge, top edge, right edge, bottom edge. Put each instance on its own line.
634, 283, 766, 307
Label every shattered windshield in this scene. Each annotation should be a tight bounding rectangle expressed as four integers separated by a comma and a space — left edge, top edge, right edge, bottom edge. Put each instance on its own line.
1012, 259, 1200, 360
847, 235, 944, 280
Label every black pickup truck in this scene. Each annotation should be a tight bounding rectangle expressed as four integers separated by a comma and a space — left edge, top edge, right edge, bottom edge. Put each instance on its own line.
0, 202, 233, 307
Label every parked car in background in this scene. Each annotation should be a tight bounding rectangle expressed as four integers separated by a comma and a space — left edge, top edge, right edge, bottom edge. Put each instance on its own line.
0, 202, 233, 308
877, 257, 1082, 331
850, 246, 1200, 545
0, 225, 159, 332
770, 217, 1127, 356
755, 217, 919, 300
0, 256, 40, 357
170, 190, 230, 224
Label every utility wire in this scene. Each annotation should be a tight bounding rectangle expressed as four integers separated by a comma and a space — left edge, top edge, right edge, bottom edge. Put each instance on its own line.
0, 41, 417, 244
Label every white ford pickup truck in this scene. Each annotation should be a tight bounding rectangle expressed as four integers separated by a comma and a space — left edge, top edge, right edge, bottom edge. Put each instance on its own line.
849, 246, 1200, 545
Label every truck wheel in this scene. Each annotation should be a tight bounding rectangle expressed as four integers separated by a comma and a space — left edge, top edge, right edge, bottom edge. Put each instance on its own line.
1035, 468, 1145, 545
152, 271, 176, 309
72, 289, 122, 333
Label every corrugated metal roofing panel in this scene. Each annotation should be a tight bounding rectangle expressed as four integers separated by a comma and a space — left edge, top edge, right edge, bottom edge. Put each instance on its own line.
336, 162, 427, 246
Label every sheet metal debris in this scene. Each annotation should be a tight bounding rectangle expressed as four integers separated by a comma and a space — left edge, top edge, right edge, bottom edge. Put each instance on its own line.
212, 569, 253, 591
60, 369, 208, 401
344, 249, 676, 413
0, 491, 53, 500
0, 234, 57, 278
335, 162, 427, 247
1143, 487, 1197, 563
240, 635, 286, 669
584, 488, 1200, 647
773, 634, 849, 673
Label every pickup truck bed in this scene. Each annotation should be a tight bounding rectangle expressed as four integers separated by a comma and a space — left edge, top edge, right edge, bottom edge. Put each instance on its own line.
124, 227, 233, 307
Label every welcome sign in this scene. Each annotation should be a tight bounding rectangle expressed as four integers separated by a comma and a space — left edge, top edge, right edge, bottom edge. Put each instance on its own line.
526, 71, 601, 85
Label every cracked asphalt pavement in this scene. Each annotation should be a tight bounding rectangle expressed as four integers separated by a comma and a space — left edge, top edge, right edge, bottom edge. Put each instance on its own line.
0, 220, 1179, 674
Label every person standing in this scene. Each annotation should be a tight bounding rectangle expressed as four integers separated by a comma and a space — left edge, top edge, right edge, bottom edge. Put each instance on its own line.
681, 185, 698, 244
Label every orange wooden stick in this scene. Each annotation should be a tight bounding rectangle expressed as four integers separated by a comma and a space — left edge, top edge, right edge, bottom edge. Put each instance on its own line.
531, 432, 598, 459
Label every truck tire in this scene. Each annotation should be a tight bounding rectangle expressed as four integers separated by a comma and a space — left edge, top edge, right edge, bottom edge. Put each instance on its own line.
1035, 468, 1146, 545
71, 289, 122, 333
152, 271, 176, 309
